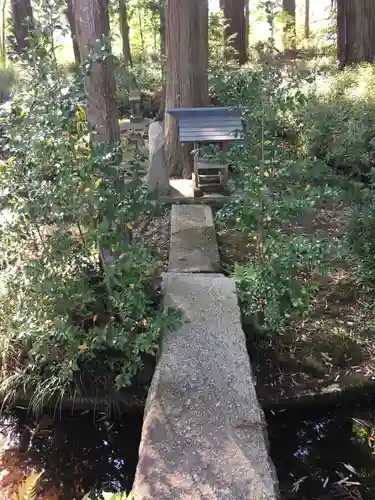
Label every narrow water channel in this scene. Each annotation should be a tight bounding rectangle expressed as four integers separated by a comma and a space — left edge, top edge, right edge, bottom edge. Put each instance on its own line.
267, 402, 375, 499
0, 408, 143, 498
2, 401, 375, 499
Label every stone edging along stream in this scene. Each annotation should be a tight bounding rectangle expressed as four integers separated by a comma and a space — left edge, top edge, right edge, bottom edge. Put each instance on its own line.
132, 204, 279, 500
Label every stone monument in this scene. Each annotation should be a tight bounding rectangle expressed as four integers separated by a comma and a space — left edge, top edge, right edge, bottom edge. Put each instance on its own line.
147, 121, 169, 197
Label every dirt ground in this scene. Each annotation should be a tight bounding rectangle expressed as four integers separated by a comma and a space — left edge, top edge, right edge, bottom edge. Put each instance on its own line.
133, 208, 171, 270
217, 201, 375, 408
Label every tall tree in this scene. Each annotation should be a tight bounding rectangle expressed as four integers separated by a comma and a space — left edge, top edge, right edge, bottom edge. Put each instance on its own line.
220, 0, 248, 65
245, 0, 249, 52
164, 0, 209, 178
0, 0, 8, 66
304, 0, 310, 39
337, 0, 375, 67
119, 0, 132, 66
73, 0, 120, 144
10, 0, 34, 53
146, 0, 165, 70
282, 0, 296, 50
137, 4, 145, 58
65, 0, 80, 64
158, 0, 165, 61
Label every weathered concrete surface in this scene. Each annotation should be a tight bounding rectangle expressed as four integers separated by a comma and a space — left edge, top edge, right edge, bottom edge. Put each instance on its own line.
168, 205, 221, 273
133, 273, 279, 500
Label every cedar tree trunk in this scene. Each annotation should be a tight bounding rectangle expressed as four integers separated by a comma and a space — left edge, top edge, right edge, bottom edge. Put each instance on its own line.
220, 0, 248, 65
11, 0, 34, 53
73, 0, 120, 144
119, 0, 132, 66
337, 0, 375, 67
305, 0, 310, 39
164, 0, 209, 178
282, 0, 296, 50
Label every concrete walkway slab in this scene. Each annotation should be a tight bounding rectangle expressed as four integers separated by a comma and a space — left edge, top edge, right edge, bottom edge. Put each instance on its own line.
133, 273, 279, 500
168, 205, 220, 273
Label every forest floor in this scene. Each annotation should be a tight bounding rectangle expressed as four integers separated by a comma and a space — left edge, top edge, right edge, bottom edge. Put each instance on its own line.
133, 207, 170, 270
217, 200, 375, 408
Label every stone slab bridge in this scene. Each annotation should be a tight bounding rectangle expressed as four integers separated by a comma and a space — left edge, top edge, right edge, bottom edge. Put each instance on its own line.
133, 204, 279, 499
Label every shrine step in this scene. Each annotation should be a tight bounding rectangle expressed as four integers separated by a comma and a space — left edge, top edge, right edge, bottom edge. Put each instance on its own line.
197, 174, 222, 184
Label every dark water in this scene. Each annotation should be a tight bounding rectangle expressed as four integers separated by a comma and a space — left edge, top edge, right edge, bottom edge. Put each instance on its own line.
267, 403, 375, 500
0, 408, 143, 498
3, 403, 375, 499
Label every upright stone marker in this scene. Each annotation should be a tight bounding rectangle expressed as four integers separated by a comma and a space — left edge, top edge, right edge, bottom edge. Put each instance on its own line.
147, 121, 169, 197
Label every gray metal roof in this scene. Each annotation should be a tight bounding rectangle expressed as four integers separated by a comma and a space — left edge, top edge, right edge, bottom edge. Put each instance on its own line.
166, 107, 242, 143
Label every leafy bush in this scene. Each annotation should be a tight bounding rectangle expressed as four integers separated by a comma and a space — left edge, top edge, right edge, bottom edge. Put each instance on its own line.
208, 11, 238, 74
347, 188, 375, 285
298, 63, 375, 179
214, 63, 343, 332
115, 55, 162, 98
295, 64, 375, 288
0, 25, 176, 415
0, 66, 16, 102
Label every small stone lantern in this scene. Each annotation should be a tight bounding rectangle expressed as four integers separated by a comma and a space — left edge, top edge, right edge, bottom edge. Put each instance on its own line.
129, 90, 143, 122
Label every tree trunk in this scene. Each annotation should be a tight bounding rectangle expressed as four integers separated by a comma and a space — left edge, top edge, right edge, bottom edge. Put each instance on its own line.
66, 0, 80, 64
304, 0, 310, 39
138, 7, 145, 59
0, 0, 7, 67
159, 2, 165, 61
159, 1, 166, 92
337, 0, 375, 67
282, 0, 296, 50
74, 0, 128, 263
220, 0, 248, 65
245, 0, 249, 53
10, 0, 34, 53
119, 0, 132, 66
164, 0, 209, 178
73, 0, 120, 144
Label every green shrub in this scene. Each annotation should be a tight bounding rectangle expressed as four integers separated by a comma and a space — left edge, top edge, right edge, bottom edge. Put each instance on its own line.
298, 63, 375, 178
115, 56, 162, 97
0, 66, 16, 102
0, 25, 177, 415
347, 189, 375, 285
214, 63, 343, 332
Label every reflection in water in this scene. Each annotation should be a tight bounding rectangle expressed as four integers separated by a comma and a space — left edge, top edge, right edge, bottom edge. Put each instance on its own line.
5, 403, 375, 499
267, 404, 375, 499
0, 408, 143, 499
